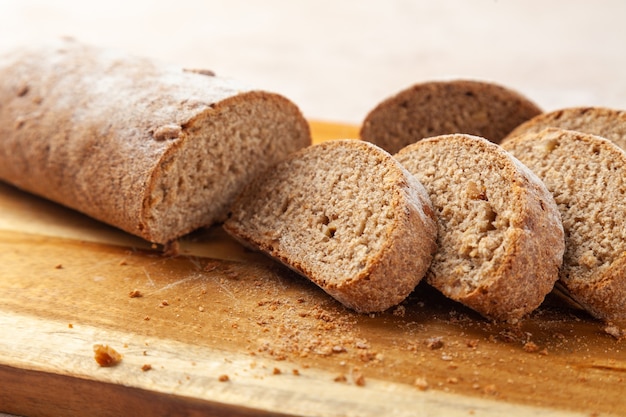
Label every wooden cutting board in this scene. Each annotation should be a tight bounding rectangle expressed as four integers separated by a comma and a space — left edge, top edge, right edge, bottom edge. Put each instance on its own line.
1, 121, 625, 417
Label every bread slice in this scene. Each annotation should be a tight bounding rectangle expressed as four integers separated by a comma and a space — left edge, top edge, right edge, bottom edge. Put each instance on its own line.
395, 134, 564, 322
502, 128, 626, 325
503, 106, 626, 151
360, 80, 542, 154
0, 39, 311, 244
223, 139, 438, 313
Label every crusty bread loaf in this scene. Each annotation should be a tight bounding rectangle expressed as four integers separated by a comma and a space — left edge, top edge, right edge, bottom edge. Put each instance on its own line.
503, 106, 626, 150
0, 39, 311, 244
360, 80, 542, 154
502, 128, 626, 325
395, 134, 564, 322
223, 139, 438, 313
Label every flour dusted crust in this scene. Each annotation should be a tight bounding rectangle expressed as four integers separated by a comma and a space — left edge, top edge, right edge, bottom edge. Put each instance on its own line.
503, 106, 626, 151
360, 80, 541, 154
395, 134, 564, 322
224, 140, 438, 313
0, 39, 311, 244
502, 128, 626, 325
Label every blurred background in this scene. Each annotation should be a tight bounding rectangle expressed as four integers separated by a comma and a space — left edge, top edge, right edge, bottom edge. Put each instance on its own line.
0, 0, 625, 125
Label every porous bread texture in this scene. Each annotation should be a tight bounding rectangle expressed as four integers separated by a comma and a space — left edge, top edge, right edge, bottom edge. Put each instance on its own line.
360, 79, 542, 154
502, 128, 626, 325
395, 134, 564, 322
224, 139, 438, 313
503, 106, 626, 151
0, 39, 311, 244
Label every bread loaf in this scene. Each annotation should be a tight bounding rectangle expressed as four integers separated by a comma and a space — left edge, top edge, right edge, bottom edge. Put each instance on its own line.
395, 134, 564, 322
0, 39, 311, 244
360, 80, 542, 154
502, 128, 626, 325
223, 139, 438, 313
503, 106, 626, 150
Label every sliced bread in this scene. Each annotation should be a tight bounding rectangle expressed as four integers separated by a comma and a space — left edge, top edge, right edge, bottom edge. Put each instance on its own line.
502, 128, 626, 325
504, 106, 626, 150
223, 139, 438, 313
395, 134, 564, 322
0, 39, 311, 244
360, 80, 542, 154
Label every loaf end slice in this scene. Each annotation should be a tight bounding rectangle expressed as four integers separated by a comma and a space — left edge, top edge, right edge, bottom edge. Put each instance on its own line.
0, 39, 311, 244
502, 128, 626, 325
224, 139, 438, 313
503, 106, 626, 151
395, 134, 564, 322
360, 79, 541, 154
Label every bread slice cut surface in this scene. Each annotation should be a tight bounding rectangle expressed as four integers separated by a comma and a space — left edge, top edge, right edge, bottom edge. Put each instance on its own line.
224, 139, 438, 313
395, 134, 564, 322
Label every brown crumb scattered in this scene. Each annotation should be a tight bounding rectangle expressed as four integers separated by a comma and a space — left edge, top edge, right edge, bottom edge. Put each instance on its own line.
426, 336, 444, 350
218, 374, 229, 382
144, 316, 150, 321
523, 341, 540, 353
447, 377, 459, 384
119, 259, 128, 266
353, 372, 366, 386
292, 369, 300, 376
54, 264, 63, 269
93, 344, 122, 367
466, 339, 479, 348
414, 377, 429, 391
141, 364, 152, 372
198, 306, 205, 312
160, 300, 169, 307
129, 289, 143, 298
392, 305, 406, 317
604, 324, 625, 339
68, 323, 73, 329
273, 367, 281, 375
334, 374, 347, 383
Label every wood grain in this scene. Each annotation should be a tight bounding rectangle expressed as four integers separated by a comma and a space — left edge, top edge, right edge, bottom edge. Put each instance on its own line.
0, 122, 625, 416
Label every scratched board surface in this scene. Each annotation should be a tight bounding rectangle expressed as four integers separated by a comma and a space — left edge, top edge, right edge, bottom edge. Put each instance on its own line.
0, 122, 625, 417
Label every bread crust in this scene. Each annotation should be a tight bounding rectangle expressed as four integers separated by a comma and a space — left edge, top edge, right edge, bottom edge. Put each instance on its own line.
396, 134, 564, 322
360, 79, 541, 154
224, 140, 438, 313
0, 39, 311, 243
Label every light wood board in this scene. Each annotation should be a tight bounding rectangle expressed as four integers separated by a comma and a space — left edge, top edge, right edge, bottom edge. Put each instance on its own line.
0, 122, 625, 417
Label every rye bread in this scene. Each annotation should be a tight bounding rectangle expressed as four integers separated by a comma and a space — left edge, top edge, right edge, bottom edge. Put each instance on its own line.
0, 39, 311, 244
223, 139, 438, 313
395, 134, 564, 322
360, 80, 542, 154
502, 128, 626, 325
503, 106, 626, 150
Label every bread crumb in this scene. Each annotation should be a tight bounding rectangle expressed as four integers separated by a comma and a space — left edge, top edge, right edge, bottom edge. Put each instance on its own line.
353, 372, 366, 386
414, 377, 429, 391
129, 289, 142, 298
68, 323, 73, 329
483, 384, 498, 395
523, 341, 540, 353
93, 344, 122, 367
604, 324, 625, 339
334, 374, 347, 383
447, 377, 459, 384
273, 367, 281, 375
426, 337, 444, 350
198, 306, 205, 312
144, 316, 150, 321
218, 374, 229, 382
141, 364, 152, 372
160, 300, 169, 307
54, 264, 63, 269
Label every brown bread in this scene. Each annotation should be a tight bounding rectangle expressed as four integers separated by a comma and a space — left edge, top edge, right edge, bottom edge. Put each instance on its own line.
503, 106, 626, 150
502, 128, 626, 325
224, 139, 438, 313
395, 134, 564, 322
360, 80, 541, 154
0, 39, 311, 244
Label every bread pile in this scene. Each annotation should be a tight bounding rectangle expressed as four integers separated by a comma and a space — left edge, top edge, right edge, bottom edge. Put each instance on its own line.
1, 40, 624, 325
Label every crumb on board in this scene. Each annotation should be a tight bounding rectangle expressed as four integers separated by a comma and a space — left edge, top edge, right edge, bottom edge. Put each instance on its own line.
54, 264, 63, 269
414, 377, 429, 391
93, 344, 123, 367
68, 323, 73, 329
129, 289, 143, 298
218, 374, 230, 382
141, 364, 152, 372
